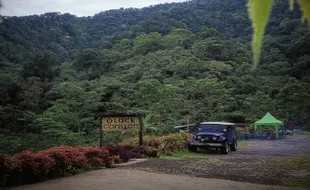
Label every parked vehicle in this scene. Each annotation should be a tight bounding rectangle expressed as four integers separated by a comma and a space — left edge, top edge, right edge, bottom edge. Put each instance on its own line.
279, 129, 293, 136
188, 122, 237, 154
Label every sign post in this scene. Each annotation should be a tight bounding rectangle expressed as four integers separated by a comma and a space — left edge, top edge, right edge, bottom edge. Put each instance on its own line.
139, 116, 143, 146
99, 116, 103, 148
186, 115, 190, 133
99, 113, 145, 147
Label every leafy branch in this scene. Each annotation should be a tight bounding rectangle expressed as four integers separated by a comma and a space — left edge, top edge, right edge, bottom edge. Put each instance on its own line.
248, 0, 310, 68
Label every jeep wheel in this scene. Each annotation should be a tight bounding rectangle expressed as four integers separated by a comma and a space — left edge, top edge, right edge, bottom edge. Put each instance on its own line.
230, 140, 237, 151
220, 142, 229, 154
188, 145, 198, 152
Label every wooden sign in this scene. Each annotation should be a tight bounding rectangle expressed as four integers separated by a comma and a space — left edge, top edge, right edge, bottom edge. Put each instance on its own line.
98, 113, 145, 147
101, 117, 140, 132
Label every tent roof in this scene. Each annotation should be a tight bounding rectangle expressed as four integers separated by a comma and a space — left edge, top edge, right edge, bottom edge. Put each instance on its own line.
254, 112, 283, 126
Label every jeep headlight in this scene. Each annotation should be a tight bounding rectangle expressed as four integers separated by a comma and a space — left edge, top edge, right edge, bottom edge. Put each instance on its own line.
212, 136, 217, 141
218, 136, 226, 141
197, 136, 202, 140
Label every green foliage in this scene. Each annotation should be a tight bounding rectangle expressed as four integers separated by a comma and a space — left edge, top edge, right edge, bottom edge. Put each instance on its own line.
22, 53, 60, 82
133, 32, 163, 55
122, 133, 192, 154
160, 149, 205, 160
0, 0, 310, 154
295, 131, 310, 137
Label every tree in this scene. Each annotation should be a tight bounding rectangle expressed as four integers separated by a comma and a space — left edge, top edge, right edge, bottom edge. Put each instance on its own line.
161, 28, 195, 49
192, 37, 232, 61
133, 32, 163, 55
277, 78, 310, 127
73, 49, 102, 71
21, 77, 43, 111
22, 53, 59, 82
35, 81, 101, 146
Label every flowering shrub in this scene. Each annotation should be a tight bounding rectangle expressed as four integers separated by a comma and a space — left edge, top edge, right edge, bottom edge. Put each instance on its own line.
106, 145, 158, 162
79, 147, 110, 167
40, 146, 87, 175
13, 151, 55, 184
0, 133, 191, 187
0, 145, 157, 187
0, 135, 188, 187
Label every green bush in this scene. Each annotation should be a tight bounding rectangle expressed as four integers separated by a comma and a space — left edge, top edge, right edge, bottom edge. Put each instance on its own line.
121, 133, 192, 154
236, 127, 246, 135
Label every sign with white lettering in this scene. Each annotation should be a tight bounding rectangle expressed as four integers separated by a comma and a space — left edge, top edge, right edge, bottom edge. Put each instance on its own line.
101, 117, 140, 132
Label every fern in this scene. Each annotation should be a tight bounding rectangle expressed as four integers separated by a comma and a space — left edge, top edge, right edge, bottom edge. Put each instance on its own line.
248, 0, 274, 68
289, 0, 294, 10
297, 0, 310, 23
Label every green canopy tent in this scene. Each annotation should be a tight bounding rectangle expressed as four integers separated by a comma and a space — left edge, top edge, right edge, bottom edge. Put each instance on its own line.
254, 112, 283, 138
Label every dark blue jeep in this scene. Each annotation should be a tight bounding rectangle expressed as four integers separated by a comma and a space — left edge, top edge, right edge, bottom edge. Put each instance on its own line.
188, 122, 237, 154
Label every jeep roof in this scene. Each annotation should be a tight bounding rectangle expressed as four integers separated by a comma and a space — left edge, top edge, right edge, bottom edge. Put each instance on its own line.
199, 122, 235, 126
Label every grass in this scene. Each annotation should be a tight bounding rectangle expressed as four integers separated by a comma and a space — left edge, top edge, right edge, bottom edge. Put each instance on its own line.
68, 166, 106, 175
280, 156, 310, 189
286, 156, 310, 169
160, 140, 252, 160
295, 131, 310, 137
160, 149, 206, 159
282, 175, 310, 189
237, 140, 254, 148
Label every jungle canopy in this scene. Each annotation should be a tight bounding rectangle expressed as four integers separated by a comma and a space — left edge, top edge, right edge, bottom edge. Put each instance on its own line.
254, 112, 283, 137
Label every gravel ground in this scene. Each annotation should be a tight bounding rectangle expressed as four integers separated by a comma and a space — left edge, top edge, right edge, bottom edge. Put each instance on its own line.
123, 135, 310, 187
13, 169, 304, 190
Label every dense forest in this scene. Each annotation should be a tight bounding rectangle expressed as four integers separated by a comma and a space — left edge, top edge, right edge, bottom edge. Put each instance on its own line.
0, 0, 310, 154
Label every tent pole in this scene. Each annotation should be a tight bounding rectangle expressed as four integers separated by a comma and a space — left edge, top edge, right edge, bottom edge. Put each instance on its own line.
274, 125, 279, 139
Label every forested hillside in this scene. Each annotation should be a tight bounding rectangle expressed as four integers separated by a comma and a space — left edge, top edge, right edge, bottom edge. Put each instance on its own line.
0, 0, 310, 154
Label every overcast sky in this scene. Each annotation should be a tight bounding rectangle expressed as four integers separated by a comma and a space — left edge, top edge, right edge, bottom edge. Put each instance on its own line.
0, 0, 187, 16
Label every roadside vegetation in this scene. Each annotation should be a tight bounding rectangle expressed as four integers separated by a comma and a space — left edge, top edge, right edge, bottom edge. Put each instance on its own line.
1, 0, 310, 155
295, 131, 310, 137
0, 145, 158, 187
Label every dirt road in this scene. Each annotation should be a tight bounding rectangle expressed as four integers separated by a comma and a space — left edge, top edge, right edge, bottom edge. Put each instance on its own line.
13, 169, 303, 190
12, 135, 310, 190
124, 135, 310, 187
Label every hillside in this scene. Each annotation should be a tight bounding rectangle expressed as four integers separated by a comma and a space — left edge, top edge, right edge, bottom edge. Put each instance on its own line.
0, 0, 304, 63
0, 0, 310, 154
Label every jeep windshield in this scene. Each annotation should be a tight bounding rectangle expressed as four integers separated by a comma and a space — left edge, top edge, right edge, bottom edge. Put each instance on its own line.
198, 124, 228, 132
